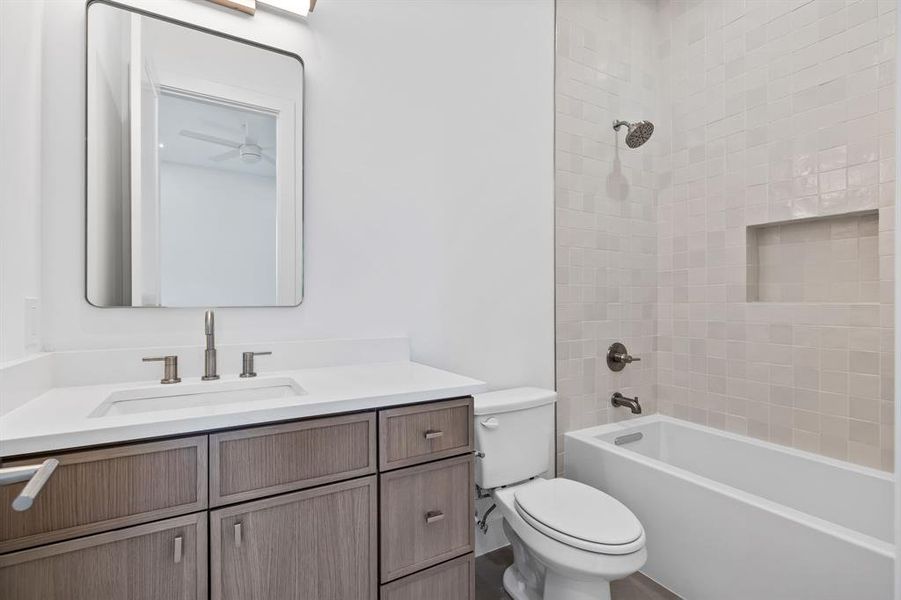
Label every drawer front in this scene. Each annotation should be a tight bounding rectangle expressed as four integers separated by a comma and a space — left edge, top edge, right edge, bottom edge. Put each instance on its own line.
380, 554, 474, 600
0, 513, 207, 600
379, 455, 474, 582
379, 397, 473, 470
210, 412, 376, 506
0, 436, 208, 553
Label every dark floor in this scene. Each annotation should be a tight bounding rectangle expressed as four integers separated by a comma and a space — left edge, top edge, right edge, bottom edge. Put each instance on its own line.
475, 546, 681, 600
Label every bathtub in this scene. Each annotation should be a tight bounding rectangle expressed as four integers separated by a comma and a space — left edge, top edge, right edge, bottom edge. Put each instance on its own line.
565, 415, 894, 600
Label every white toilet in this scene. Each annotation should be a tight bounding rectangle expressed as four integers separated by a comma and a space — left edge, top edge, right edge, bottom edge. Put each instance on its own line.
474, 388, 647, 600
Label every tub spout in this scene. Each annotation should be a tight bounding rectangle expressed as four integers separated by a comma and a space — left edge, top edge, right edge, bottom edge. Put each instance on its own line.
611, 392, 641, 414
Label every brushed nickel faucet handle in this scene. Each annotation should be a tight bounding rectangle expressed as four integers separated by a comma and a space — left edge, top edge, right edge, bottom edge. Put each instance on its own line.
143, 355, 181, 384
240, 351, 272, 378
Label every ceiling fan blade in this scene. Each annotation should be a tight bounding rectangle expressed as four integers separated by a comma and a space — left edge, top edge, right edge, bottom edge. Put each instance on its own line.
262, 154, 276, 165
200, 118, 244, 137
210, 149, 240, 162
179, 129, 241, 148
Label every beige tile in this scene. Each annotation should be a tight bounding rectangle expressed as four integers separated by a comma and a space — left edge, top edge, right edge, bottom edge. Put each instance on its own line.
555, 0, 894, 472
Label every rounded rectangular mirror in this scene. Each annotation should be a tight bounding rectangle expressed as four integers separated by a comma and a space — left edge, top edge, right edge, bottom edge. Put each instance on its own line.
86, 0, 303, 307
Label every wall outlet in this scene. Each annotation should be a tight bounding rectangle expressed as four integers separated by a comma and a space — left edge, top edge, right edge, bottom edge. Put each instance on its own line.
24, 297, 39, 351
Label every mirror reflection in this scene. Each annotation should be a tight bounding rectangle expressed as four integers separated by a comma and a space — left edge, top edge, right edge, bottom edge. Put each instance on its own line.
86, 1, 303, 307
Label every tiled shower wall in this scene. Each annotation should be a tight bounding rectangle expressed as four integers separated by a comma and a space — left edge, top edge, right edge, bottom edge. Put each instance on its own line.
656, 0, 896, 470
555, 0, 662, 473
556, 0, 896, 471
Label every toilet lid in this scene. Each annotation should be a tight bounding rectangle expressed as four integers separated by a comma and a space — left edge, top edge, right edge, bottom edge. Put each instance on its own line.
514, 479, 643, 553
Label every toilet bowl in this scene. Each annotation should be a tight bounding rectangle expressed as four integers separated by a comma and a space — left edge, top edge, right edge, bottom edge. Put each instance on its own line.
474, 388, 647, 600
493, 478, 646, 600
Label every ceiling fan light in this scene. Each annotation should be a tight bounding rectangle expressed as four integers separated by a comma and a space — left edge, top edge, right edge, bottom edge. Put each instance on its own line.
240, 145, 263, 163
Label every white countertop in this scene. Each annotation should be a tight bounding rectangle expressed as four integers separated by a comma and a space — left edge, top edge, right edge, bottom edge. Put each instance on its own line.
0, 361, 487, 457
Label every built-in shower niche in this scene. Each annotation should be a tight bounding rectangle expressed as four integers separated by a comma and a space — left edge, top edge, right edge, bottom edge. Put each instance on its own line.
746, 211, 879, 303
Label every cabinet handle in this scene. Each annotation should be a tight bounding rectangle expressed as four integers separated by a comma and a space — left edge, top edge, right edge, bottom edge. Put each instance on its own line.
234, 522, 242, 548
425, 510, 445, 524
0, 458, 59, 512
424, 430, 444, 440
173, 536, 183, 564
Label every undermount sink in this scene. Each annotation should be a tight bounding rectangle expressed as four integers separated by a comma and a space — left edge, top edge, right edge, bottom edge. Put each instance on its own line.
89, 377, 306, 418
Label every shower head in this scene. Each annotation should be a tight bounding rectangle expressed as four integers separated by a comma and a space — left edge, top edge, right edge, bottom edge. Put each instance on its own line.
613, 120, 654, 148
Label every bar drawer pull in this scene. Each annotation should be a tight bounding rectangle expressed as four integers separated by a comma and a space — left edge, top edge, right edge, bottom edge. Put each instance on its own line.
0, 458, 60, 512
425, 510, 445, 524
424, 430, 444, 440
234, 522, 242, 547
173, 536, 183, 564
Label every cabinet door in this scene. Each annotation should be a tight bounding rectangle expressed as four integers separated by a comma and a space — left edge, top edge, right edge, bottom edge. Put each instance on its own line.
0, 513, 206, 600
211, 476, 377, 600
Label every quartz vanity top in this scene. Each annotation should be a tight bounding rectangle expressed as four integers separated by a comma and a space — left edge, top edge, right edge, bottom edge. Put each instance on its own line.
0, 361, 487, 457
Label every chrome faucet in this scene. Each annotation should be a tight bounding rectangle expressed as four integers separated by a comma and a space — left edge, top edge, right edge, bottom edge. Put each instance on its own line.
611, 392, 642, 414
202, 310, 219, 381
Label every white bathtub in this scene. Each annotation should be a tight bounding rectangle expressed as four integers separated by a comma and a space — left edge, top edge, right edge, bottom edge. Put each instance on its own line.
565, 415, 894, 600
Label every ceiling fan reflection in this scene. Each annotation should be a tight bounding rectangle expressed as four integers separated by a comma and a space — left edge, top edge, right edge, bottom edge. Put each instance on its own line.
178, 122, 274, 165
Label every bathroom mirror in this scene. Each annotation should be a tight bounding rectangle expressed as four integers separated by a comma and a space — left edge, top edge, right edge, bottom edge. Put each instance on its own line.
86, 1, 303, 307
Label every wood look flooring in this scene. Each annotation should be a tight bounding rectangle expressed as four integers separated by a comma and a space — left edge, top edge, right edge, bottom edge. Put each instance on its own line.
475, 546, 681, 600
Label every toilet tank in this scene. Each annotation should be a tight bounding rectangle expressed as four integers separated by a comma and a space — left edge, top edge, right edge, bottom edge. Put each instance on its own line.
473, 388, 556, 489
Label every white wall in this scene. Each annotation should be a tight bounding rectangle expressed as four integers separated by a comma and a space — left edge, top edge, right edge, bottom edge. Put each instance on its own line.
0, 1, 44, 362
159, 162, 277, 306
34, 0, 555, 389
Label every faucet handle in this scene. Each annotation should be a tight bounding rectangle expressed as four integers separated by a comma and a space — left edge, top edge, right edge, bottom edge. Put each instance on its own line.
143, 355, 181, 384
240, 351, 272, 378
607, 342, 640, 372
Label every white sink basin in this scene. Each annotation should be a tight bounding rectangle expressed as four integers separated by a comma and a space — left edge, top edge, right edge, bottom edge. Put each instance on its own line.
89, 377, 306, 417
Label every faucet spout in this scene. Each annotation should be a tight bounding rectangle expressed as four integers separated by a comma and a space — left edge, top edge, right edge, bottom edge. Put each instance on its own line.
204, 310, 215, 340
202, 310, 219, 381
611, 392, 641, 414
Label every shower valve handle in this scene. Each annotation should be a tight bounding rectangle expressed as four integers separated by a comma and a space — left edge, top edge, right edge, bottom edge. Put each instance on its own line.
607, 342, 640, 372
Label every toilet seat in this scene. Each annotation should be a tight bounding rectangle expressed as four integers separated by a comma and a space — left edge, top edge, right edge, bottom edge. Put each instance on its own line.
513, 478, 645, 555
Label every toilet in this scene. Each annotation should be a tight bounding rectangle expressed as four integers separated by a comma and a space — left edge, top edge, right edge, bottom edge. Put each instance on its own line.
474, 388, 647, 600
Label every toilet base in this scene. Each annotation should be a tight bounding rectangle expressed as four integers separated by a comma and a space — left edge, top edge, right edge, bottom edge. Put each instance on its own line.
503, 562, 613, 600
503, 565, 539, 600
502, 520, 614, 600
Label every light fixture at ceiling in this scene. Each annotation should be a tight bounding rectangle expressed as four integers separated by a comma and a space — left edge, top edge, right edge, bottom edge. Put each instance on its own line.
208, 0, 316, 17
257, 0, 316, 18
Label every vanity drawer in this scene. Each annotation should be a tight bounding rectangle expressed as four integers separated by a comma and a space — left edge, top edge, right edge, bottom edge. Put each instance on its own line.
0, 436, 207, 554
379, 454, 474, 582
210, 412, 376, 506
378, 397, 473, 471
379, 554, 474, 600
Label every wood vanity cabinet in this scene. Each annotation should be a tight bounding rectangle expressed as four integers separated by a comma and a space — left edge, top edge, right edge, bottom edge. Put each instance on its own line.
0, 396, 475, 600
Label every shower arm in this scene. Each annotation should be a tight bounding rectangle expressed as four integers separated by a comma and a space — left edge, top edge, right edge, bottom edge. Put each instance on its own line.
612, 120, 629, 131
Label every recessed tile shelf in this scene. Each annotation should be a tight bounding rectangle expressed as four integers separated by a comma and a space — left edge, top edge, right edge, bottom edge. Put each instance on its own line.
747, 211, 879, 304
